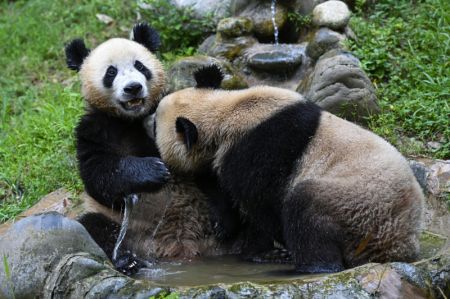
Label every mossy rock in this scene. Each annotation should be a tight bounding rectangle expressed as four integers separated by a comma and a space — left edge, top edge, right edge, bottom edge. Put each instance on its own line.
239, 1, 288, 40
217, 17, 253, 38
200, 35, 258, 61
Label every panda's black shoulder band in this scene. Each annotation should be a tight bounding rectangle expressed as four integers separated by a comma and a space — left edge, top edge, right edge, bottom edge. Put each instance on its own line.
194, 64, 224, 89
132, 23, 161, 53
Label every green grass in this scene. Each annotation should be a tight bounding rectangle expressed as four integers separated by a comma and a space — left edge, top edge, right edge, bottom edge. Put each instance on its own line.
349, 0, 450, 159
0, 0, 145, 222
0, 0, 212, 222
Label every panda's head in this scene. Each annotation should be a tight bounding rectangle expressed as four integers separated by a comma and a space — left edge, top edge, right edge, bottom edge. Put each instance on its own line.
154, 64, 305, 173
65, 23, 166, 118
154, 64, 225, 173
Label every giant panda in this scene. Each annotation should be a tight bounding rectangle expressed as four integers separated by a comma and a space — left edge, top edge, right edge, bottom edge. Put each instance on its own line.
65, 25, 229, 273
153, 65, 425, 273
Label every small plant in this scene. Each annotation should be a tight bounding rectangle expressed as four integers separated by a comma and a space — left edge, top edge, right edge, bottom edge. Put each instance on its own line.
287, 12, 312, 32
354, 0, 367, 13
149, 290, 179, 299
3, 254, 15, 299
139, 0, 215, 55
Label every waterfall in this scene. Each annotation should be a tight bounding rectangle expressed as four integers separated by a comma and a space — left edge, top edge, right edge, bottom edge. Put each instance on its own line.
271, 0, 279, 45
112, 193, 138, 262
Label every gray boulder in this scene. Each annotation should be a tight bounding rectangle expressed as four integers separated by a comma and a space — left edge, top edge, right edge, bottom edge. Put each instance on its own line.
298, 49, 379, 122
164, 0, 235, 22
245, 43, 305, 72
0, 212, 108, 298
306, 27, 346, 60
312, 0, 352, 30
239, 1, 288, 41
199, 34, 258, 61
217, 17, 253, 38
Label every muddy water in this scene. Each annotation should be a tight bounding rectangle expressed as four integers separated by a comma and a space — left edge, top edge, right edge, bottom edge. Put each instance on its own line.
134, 255, 319, 286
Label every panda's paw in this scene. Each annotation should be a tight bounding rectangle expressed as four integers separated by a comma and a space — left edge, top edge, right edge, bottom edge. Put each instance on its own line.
244, 248, 293, 264
143, 157, 171, 188
113, 251, 149, 276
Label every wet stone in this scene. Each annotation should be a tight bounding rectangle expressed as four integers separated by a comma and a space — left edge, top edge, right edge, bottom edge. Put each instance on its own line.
410, 160, 431, 193
298, 49, 379, 122
306, 27, 345, 60
217, 17, 253, 38
312, 0, 351, 30
246, 44, 305, 72
239, 1, 288, 40
201, 35, 258, 61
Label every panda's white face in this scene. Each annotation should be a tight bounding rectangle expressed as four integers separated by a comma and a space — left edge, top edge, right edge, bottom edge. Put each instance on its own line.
79, 38, 165, 118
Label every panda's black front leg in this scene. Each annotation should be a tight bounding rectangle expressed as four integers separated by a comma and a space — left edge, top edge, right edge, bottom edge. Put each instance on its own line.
282, 184, 345, 273
79, 153, 170, 209
116, 156, 171, 194
194, 171, 242, 241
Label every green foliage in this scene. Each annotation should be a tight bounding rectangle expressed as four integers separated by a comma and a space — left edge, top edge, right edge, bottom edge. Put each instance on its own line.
349, 0, 450, 159
139, 0, 215, 56
0, 0, 212, 222
0, 0, 138, 222
149, 291, 179, 299
3, 254, 15, 298
287, 12, 312, 32
354, 0, 367, 13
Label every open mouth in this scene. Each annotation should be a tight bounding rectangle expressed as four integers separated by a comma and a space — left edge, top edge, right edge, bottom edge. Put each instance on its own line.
120, 98, 145, 111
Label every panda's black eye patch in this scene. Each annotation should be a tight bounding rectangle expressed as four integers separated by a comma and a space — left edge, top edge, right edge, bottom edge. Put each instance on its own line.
103, 66, 117, 88
134, 60, 152, 80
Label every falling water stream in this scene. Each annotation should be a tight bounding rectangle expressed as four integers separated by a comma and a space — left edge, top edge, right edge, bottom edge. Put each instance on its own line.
271, 0, 279, 44
112, 193, 138, 262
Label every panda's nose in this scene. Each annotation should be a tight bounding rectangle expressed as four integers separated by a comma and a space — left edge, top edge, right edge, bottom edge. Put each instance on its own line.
124, 82, 143, 96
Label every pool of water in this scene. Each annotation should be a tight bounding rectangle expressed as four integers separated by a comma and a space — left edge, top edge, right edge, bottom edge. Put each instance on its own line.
133, 255, 319, 286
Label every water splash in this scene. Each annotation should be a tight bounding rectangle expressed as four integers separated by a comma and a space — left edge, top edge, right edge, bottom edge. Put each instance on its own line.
112, 193, 138, 262
151, 187, 172, 240
271, 0, 279, 45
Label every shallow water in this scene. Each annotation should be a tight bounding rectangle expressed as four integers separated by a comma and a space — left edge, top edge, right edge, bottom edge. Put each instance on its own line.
133, 255, 318, 286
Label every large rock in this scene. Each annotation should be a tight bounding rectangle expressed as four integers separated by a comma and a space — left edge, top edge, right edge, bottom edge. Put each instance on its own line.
312, 0, 352, 30
166, 0, 235, 22
217, 17, 253, 38
306, 27, 346, 60
245, 43, 305, 72
0, 212, 108, 298
298, 49, 379, 122
297, 0, 328, 14
239, 1, 288, 41
199, 34, 258, 61
167, 55, 248, 92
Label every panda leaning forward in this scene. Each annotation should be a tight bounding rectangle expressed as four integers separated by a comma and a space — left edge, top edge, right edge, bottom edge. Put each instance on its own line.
153, 65, 424, 274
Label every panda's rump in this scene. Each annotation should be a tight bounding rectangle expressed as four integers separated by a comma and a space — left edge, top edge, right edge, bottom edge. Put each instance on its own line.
289, 176, 422, 265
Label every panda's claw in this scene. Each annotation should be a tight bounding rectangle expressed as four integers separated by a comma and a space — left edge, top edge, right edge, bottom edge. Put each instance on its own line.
143, 157, 171, 188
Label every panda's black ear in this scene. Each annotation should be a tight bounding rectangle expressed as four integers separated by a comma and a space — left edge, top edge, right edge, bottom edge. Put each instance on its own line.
65, 39, 90, 72
131, 23, 161, 53
176, 117, 198, 151
194, 64, 224, 89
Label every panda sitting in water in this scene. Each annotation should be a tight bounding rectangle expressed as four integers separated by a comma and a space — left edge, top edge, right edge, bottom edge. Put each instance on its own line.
65, 24, 236, 274
153, 65, 424, 273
